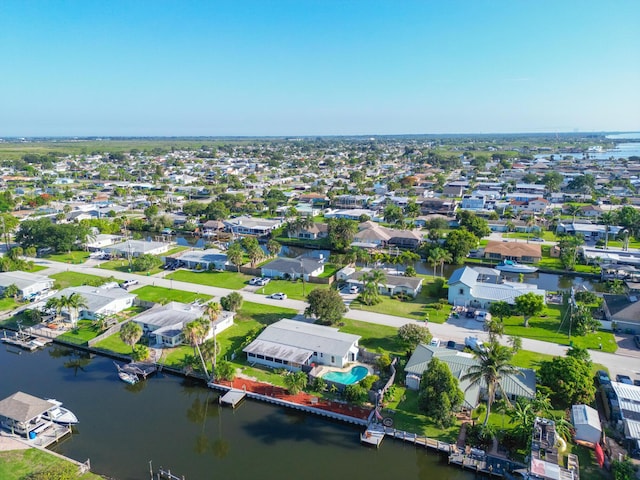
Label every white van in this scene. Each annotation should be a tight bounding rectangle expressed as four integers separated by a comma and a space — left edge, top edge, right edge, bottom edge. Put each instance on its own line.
429, 338, 441, 347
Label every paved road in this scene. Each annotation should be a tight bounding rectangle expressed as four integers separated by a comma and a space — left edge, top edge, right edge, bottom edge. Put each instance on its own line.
33, 258, 640, 380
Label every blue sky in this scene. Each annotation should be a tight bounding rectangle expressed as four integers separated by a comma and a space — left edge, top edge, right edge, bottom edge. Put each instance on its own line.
1, 0, 638, 136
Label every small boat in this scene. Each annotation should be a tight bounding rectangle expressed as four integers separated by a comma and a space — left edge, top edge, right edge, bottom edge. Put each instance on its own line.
118, 370, 139, 385
43, 399, 79, 424
496, 260, 538, 274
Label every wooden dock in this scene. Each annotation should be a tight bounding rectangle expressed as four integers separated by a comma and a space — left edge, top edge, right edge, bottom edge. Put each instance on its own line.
219, 389, 246, 408
360, 426, 385, 447
1, 330, 53, 351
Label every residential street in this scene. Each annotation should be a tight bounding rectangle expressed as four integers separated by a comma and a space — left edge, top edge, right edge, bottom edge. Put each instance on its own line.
33, 258, 640, 380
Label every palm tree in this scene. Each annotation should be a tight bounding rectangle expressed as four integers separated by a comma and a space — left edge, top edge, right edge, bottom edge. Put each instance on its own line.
205, 302, 222, 368
45, 297, 66, 324
461, 341, 522, 426
600, 211, 616, 250
182, 318, 209, 356
438, 250, 452, 278
119, 321, 143, 353
65, 292, 88, 328
566, 204, 582, 223
427, 249, 441, 278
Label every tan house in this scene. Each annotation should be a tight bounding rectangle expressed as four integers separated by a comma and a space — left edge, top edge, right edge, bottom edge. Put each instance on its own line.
483, 241, 542, 263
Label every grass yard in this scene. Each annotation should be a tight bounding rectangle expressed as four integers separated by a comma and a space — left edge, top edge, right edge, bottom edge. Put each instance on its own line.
97, 259, 163, 275
165, 246, 190, 256
0, 449, 102, 480
317, 263, 339, 278
56, 320, 101, 345
338, 318, 404, 355
383, 388, 459, 442
93, 333, 134, 355
511, 349, 556, 370
502, 231, 557, 241
26, 264, 47, 273
49, 271, 119, 289
258, 279, 330, 301
44, 250, 90, 264
503, 304, 617, 353
0, 297, 18, 312
166, 269, 253, 290
349, 277, 449, 323
131, 285, 212, 304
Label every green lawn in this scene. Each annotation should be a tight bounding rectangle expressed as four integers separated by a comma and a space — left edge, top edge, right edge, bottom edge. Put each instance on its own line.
338, 318, 404, 355
26, 264, 47, 273
511, 349, 556, 370
383, 388, 459, 441
49, 271, 120, 289
258, 279, 330, 301
0, 449, 101, 480
503, 231, 557, 241
97, 259, 163, 276
131, 285, 212, 304
0, 298, 18, 312
503, 304, 617, 353
349, 277, 449, 323
44, 251, 90, 264
166, 270, 253, 290
317, 263, 339, 278
56, 320, 101, 345
164, 246, 190, 256
93, 333, 133, 355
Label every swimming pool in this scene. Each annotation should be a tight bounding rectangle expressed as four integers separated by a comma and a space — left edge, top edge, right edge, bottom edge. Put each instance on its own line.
322, 365, 369, 385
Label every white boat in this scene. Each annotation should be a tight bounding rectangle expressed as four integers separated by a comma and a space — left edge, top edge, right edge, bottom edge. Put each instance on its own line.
43, 399, 79, 424
496, 260, 538, 274
118, 370, 139, 385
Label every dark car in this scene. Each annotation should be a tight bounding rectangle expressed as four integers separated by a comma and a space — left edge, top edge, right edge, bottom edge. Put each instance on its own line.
446, 340, 456, 349
616, 374, 633, 385
596, 370, 610, 385
634, 335, 640, 349
634, 379, 640, 387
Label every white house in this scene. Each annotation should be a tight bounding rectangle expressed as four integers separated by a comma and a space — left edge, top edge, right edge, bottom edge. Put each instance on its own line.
243, 319, 360, 371
175, 248, 229, 271
261, 257, 324, 281
448, 266, 546, 309
345, 269, 423, 298
131, 301, 235, 347
104, 239, 171, 258
0, 271, 54, 301
45, 285, 136, 321
571, 404, 602, 445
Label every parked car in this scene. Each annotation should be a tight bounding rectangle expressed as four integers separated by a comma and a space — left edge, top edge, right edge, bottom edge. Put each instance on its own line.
634, 379, 640, 387
596, 370, 611, 385
270, 293, 287, 300
464, 336, 485, 352
249, 277, 262, 285
446, 340, 456, 349
616, 374, 633, 385
255, 278, 270, 286
119, 279, 139, 289
531, 237, 544, 242
634, 335, 640, 349
429, 338, 441, 347
349, 285, 359, 294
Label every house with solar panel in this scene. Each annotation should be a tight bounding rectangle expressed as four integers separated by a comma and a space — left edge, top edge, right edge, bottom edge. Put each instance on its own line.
404, 344, 536, 409
448, 266, 546, 309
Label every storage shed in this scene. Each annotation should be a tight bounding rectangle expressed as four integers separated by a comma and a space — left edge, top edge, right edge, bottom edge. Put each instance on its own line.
572, 404, 602, 445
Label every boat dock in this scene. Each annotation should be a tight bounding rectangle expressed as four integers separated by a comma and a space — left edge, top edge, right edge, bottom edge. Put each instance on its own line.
219, 389, 246, 408
360, 425, 385, 447
1, 330, 53, 351
120, 362, 157, 379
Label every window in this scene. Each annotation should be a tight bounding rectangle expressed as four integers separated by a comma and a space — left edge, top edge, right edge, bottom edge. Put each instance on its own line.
459, 288, 464, 295
331, 356, 335, 363
257, 354, 265, 360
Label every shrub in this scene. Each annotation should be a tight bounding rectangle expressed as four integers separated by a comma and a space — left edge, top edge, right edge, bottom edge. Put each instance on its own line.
360, 374, 379, 391
132, 344, 149, 361
376, 352, 392, 372
344, 384, 368, 403
221, 292, 243, 311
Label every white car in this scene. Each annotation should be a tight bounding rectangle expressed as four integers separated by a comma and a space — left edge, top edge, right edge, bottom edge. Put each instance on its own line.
256, 278, 270, 286
249, 277, 262, 285
349, 285, 359, 294
270, 293, 287, 300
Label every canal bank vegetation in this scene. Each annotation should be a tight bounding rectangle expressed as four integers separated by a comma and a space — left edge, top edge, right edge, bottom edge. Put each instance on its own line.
0, 449, 101, 480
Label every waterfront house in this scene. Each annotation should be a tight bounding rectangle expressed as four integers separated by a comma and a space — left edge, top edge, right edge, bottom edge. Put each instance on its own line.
174, 248, 229, 271
483, 241, 542, 263
529, 417, 580, 480
243, 319, 360, 371
0, 392, 60, 438
44, 285, 136, 321
0, 271, 54, 301
352, 221, 423, 250
404, 344, 536, 408
104, 239, 171, 258
448, 266, 546, 308
601, 294, 640, 332
287, 222, 329, 240
224, 216, 283, 237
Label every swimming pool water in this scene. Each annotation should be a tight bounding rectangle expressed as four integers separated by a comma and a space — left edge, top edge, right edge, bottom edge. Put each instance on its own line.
322, 365, 368, 385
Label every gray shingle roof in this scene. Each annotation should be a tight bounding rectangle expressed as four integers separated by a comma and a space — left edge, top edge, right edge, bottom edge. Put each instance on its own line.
0, 392, 55, 422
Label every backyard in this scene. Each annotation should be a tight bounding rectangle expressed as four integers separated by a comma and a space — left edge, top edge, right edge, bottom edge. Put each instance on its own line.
130, 285, 212, 305
97, 259, 164, 275
0, 449, 101, 480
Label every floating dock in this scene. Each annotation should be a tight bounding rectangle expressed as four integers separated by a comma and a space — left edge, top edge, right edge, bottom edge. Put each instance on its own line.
360, 426, 385, 447
219, 389, 246, 408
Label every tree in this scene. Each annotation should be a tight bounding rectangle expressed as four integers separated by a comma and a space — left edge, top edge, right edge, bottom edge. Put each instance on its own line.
418, 357, 464, 427
183, 318, 209, 355
538, 355, 596, 408
397, 323, 432, 350
457, 211, 491, 239
558, 235, 584, 270
220, 292, 243, 312
241, 237, 264, 268
65, 292, 88, 327
284, 370, 308, 395
45, 296, 66, 323
489, 301, 512, 323
305, 288, 347, 325
143, 204, 159, 221
214, 360, 236, 381
3, 283, 19, 300
572, 304, 600, 336
119, 321, 143, 353
542, 171, 564, 193
461, 340, 521, 425
566, 204, 582, 223
360, 269, 386, 306
327, 217, 358, 252
600, 211, 617, 250
132, 253, 162, 272
514, 292, 545, 327
225, 241, 244, 272
612, 458, 635, 480
444, 229, 478, 264
266, 239, 281, 257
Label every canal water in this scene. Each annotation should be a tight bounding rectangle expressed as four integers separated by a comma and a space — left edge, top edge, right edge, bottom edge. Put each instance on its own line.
1, 344, 474, 480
